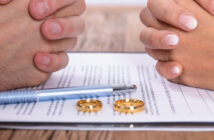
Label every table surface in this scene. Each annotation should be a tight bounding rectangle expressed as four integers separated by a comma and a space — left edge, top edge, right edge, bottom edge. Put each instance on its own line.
1, 6, 214, 140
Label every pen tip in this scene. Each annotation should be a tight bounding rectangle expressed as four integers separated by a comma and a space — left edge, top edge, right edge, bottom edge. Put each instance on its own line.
113, 84, 137, 92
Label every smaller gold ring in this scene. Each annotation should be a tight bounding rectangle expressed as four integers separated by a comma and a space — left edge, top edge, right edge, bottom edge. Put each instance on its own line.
114, 99, 145, 114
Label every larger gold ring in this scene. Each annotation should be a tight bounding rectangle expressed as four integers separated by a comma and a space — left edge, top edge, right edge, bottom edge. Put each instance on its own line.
114, 99, 145, 114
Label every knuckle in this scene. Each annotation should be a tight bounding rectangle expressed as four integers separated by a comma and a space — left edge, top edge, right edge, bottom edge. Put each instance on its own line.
150, 35, 157, 47
60, 38, 78, 51
148, 29, 154, 46
57, 53, 69, 70
80, 0, 86, 15
161, 8, 171, 22
140, 28, 155, 48
77, 17, 85, 33
175, 75, 187, 85
37, 74, 50, 85
73, 37, 78, 46
146, 48, 155, 58
70, 37, 78, 49
156, 62, 169, 79
81, 20, 85, 33
147, 0, 154, 10
175, 72, 194, 86
29, 73, 50, 87
140, 8, 147, 22
73, 0, 87, 16
56, 62, 63, 70
139, 31, 146, 43
71, 17, 85, 34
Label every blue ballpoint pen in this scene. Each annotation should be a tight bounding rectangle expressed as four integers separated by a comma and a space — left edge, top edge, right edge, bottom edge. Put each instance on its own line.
0, 85, 137, 105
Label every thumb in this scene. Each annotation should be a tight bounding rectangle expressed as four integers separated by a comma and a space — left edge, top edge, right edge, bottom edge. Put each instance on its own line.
156, 61, 183, 80
34, 52, 69, 73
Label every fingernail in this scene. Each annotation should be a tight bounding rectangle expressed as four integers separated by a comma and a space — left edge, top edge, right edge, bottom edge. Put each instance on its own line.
171, 66, 180, 75
49, 22, 62, 35
179, 14, 197, 30
36, 0, 49, 17
164, 34, 179, 46
42, 55, 50, 65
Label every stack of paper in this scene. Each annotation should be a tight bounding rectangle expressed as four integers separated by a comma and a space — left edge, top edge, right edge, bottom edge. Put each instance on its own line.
0, 53, 214, 131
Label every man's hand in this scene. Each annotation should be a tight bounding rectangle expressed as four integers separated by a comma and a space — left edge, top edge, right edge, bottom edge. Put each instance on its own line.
0, 0, 85, 91
30, 0, 86, 73
0, 0, 86, 73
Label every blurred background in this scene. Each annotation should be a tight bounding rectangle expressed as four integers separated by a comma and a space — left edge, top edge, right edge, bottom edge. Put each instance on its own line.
74, 0, 147, 53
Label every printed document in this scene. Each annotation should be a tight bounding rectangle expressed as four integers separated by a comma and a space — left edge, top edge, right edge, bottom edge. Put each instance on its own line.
0, 53, 214, 124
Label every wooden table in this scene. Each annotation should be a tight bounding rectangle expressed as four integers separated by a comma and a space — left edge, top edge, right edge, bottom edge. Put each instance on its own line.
0, 6, 214, 140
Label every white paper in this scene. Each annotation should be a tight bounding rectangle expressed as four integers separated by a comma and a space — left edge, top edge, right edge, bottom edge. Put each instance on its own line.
1, 53, 214, 125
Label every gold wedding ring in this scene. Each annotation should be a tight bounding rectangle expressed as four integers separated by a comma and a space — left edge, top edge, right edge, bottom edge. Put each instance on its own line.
114, 99, 145, 114
77, 99, 103, 113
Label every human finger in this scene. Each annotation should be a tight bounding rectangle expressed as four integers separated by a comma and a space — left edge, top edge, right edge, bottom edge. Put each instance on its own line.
156, 61, 183, 80
34, 52, 69, 73
29, 0, 78, 20
147, 0, 198, 31
194, 0, 214, 15
140, 27, 179, 49
0, 0, 12, 4
55, 0, 86, 18
50, 37, 78, 52
145, 48, 171, 61
140, 7, 164, 29
41, 16, 85, 40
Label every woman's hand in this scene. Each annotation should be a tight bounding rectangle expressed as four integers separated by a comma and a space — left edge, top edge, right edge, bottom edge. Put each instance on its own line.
140, 0, 214, 90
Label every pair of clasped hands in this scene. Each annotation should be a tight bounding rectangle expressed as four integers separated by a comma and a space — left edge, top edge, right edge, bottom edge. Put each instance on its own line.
0, 0, 85, 90
1, 0, 214, 91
